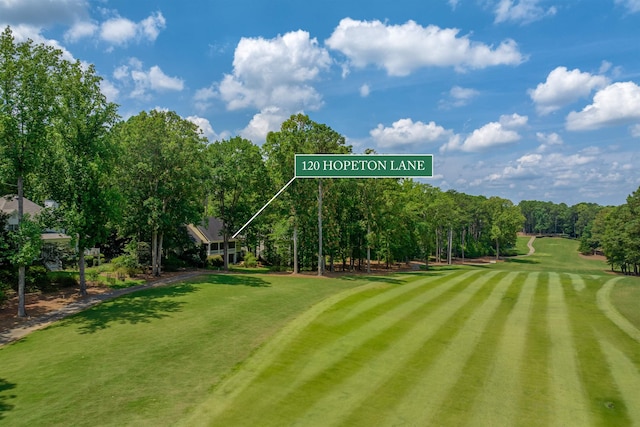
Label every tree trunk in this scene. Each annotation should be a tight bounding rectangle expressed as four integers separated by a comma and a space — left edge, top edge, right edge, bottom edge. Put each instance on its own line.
17, 176, 27, 318
366, 222, 371, 274
447, 227, 453, 265
157, 233, 163, 275
293, 224, 299, 273
223, 229, 229, 271
317, 179, 323, 277
78, 249, 87, 296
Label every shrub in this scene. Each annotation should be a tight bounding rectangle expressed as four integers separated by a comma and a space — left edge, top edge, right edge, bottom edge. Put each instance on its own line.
111, 255, 140, 277
243, 252, 258, 268
207, 254, 224, 268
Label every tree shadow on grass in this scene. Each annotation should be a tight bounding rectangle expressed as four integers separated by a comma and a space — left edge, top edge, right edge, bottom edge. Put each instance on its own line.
62, 284, 198, 334
195, 274, 271, 288
0, 378, 16, 419
505, 258, 540, 265
337, 275, 406, 285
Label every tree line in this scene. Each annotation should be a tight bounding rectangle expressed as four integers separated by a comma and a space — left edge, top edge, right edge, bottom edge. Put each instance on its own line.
1, 28, 637, 317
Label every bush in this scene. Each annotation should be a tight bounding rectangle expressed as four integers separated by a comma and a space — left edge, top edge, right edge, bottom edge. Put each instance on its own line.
243, 252, 258, 268
111, 255, 140, 277
207, 255, 224, 268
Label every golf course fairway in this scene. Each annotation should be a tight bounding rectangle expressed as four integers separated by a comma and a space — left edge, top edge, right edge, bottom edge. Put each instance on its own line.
0, 237, 638, 426
183, 239, 640, 426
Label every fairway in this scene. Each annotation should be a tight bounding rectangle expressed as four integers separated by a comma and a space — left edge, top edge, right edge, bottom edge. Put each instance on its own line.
184, 239, 640, 426
1, 238, 639, 426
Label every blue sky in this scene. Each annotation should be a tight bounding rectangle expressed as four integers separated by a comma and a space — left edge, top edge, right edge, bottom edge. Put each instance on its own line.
2, 0, 639, 206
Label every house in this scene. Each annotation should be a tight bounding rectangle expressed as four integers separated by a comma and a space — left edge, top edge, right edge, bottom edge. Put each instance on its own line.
1, 195, 72, 270
187, 217, 238, 264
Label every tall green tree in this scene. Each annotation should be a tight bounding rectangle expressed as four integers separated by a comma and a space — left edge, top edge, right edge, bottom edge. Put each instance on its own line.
487, 196, 524, 260
0, 27, 61, 316
115, 110, 206, 276
44, 59, 119, 295
205, 136, 268, 270
262, 114, 350, 272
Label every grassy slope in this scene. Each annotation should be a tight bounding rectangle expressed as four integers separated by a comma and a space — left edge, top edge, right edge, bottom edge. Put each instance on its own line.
1, 238, 639, 426
184, 238, 640, 426
0, 274, 372, 426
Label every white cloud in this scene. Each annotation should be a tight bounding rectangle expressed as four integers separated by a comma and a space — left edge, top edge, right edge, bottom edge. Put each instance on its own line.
2, 23, 75, 60
325, 18, 524, 77
615, 0, 640, 13
99, 79, 119, 103
440, 86, 480, 108
113, 59, 183, 100
535, 131, 563, 152
360, 84, 371, 97
215, 31, 330, 115
441, 113, 527, 152
99, 11, 166, 46
64, 20, 97, 42
566, 81, 640, 131
186, 116, 228, 142
100, 17, 137, 45
494, 0, 557, 24
0, 0, 89, 27
370, 118, 453, 149
529, 66, 609, 115
240, 106, 290, 144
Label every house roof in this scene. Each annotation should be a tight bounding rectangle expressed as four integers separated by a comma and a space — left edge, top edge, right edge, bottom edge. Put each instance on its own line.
187, 217, 235, 244
0, 195, 44, 217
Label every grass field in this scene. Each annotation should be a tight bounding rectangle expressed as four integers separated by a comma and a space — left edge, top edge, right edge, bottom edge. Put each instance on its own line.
1, 237, 639, 426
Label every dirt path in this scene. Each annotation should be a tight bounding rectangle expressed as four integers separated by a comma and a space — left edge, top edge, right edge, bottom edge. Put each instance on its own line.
0, 270, 204, 347
526, 236, 536, 255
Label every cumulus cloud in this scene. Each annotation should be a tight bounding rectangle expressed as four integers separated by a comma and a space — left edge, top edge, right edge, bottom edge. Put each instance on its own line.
440, 86, 480, 109
360, 84, 371, 97
494, 0, 557, 24
615, 0, 640, 13
529, 66, 609, 115
565, 81, 640, 131
325, 18, 524, 76
535, 131, 563, 152
0, 0, 89, 27
441, 113, 527, 152
99, 79, 119, 103
240, 107, 290, 144
98, 11, 165, 46
64, 20, 98, 42
186, 116, 228, 142
216, 30, 331, 113
3, 23, 75, 60
113, 58, 183, 100
370, 118, 453, 149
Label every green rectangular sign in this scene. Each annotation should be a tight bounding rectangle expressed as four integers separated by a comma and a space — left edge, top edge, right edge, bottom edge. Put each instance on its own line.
295, 154, 433, 178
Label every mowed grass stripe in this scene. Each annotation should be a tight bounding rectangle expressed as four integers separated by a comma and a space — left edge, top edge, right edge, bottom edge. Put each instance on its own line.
383, 272, 517, 426
210, 270, 480, 417
566, 273, 586, 292
598, 337, 640, 426
206, 271, 497, 426
547, 272, 591, 426
466, 272, 537, 426
285, 271, 482, 392
294, 271, 502, 426
597, 277, 640, 343
337, 270, 480, 324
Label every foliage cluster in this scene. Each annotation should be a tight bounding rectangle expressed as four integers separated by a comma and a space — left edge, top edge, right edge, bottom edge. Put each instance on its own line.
581, 187, 640, 275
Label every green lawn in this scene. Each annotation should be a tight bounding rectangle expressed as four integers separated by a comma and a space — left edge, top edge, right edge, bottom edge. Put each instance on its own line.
1, 238, 639, 426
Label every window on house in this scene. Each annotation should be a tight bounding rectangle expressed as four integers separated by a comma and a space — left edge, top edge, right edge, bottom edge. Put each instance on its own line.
228, 242, 235, 249
211, 242, 219, 251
